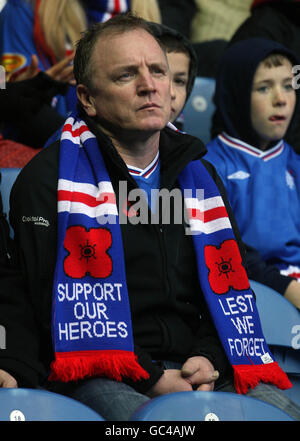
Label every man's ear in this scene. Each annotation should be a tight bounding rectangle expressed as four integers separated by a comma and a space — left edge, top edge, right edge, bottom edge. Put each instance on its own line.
76, 84, 97, 117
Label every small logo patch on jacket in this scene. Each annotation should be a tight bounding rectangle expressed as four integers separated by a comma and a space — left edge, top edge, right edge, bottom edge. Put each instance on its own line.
22, 216, 50, 227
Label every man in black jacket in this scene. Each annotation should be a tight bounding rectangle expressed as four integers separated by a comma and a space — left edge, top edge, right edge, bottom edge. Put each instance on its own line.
0, 13, 299, 421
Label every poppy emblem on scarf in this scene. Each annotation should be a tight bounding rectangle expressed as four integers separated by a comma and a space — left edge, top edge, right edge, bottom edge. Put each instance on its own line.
204, 239, 249, 294
63, 225, 112, 279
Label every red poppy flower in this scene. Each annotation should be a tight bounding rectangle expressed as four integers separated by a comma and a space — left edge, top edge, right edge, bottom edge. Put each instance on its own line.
63, 225, 112, 279
204, 239, 250, 294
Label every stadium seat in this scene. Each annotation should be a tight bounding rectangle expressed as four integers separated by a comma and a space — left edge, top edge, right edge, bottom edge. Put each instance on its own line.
250, 280, 300, 406
0, 167, 21, 235
130, 390, 294, 421
0, 388, 104, 421
183, 77, 216, 144
250, 280, 300, 369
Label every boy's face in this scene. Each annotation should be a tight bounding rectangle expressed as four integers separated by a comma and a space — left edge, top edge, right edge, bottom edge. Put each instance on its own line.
167, 51, 190, 122
251, 58, 296, 150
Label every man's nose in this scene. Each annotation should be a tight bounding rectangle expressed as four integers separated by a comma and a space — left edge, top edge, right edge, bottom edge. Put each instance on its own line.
137, 71, 156, 95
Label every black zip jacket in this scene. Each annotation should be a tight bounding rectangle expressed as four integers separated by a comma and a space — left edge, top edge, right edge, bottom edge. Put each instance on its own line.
0, 119, 247, 392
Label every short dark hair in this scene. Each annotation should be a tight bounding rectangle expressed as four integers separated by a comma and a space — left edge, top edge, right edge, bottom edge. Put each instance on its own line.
262, 53, 292, 69
73, 13, 165, 90
158, 34, 190, 59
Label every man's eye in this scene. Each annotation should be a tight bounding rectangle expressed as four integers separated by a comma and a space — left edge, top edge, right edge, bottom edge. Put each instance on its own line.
118, 72, 134, 80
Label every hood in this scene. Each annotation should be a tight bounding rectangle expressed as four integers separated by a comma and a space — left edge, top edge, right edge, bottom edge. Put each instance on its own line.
147, 22, 198, 103
215, 37, 300, 146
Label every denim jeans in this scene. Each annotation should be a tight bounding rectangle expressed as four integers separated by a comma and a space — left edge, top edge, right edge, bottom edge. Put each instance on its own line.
48, 360, 300, 421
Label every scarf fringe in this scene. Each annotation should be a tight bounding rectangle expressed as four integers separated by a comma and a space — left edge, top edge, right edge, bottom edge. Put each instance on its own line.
48, 350, 150, 383
233, 362, 292, 394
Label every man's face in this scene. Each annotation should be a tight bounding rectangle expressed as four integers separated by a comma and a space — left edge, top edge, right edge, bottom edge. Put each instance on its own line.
251, 58, 296, 150
81, 29, 172, 137
167, 51, 190, 122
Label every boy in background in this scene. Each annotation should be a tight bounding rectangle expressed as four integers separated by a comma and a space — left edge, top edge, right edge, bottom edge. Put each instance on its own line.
148, 22, 198, 129
154, 28, 300, 310
205, 38, 300, 309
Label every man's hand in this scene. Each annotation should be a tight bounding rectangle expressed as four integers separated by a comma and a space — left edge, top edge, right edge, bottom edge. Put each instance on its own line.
146, 369, 193, 398
0, 369, 18, 388
10, 53, 75, 85
181, 356, 219, 391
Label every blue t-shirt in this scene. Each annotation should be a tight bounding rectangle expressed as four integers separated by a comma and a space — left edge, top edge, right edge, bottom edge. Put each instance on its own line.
127, 152, 160, 213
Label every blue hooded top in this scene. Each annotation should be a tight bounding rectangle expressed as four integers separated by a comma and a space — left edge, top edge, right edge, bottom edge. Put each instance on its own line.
205, 38, 300, 274
214, 37, 300, 147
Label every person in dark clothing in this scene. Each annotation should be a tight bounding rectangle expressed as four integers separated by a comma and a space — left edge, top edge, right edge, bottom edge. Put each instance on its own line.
0, 14, 299, 421
157, 0, 197, 38
157, 0, 226, 78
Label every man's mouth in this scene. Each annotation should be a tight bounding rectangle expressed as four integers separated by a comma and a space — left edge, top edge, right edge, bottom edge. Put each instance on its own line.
139, 103, 160, 110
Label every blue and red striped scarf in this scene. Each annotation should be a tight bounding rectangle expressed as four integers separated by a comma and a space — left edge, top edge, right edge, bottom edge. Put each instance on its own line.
49, 114, 292, 394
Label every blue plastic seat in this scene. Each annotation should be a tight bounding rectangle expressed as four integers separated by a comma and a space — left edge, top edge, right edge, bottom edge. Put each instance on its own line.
250, 280, 300, 370
183, 77, 216, 144
130, 391, 294, 421
0, 388, 104, 421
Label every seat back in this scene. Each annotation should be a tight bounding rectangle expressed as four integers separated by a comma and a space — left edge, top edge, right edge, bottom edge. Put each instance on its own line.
130, 391, 294, 421
251, 280, 300, 378
0, 388, 104, 421
251, 280, 300, 349
0, 168, 21, 235
183, 77, 216, 144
